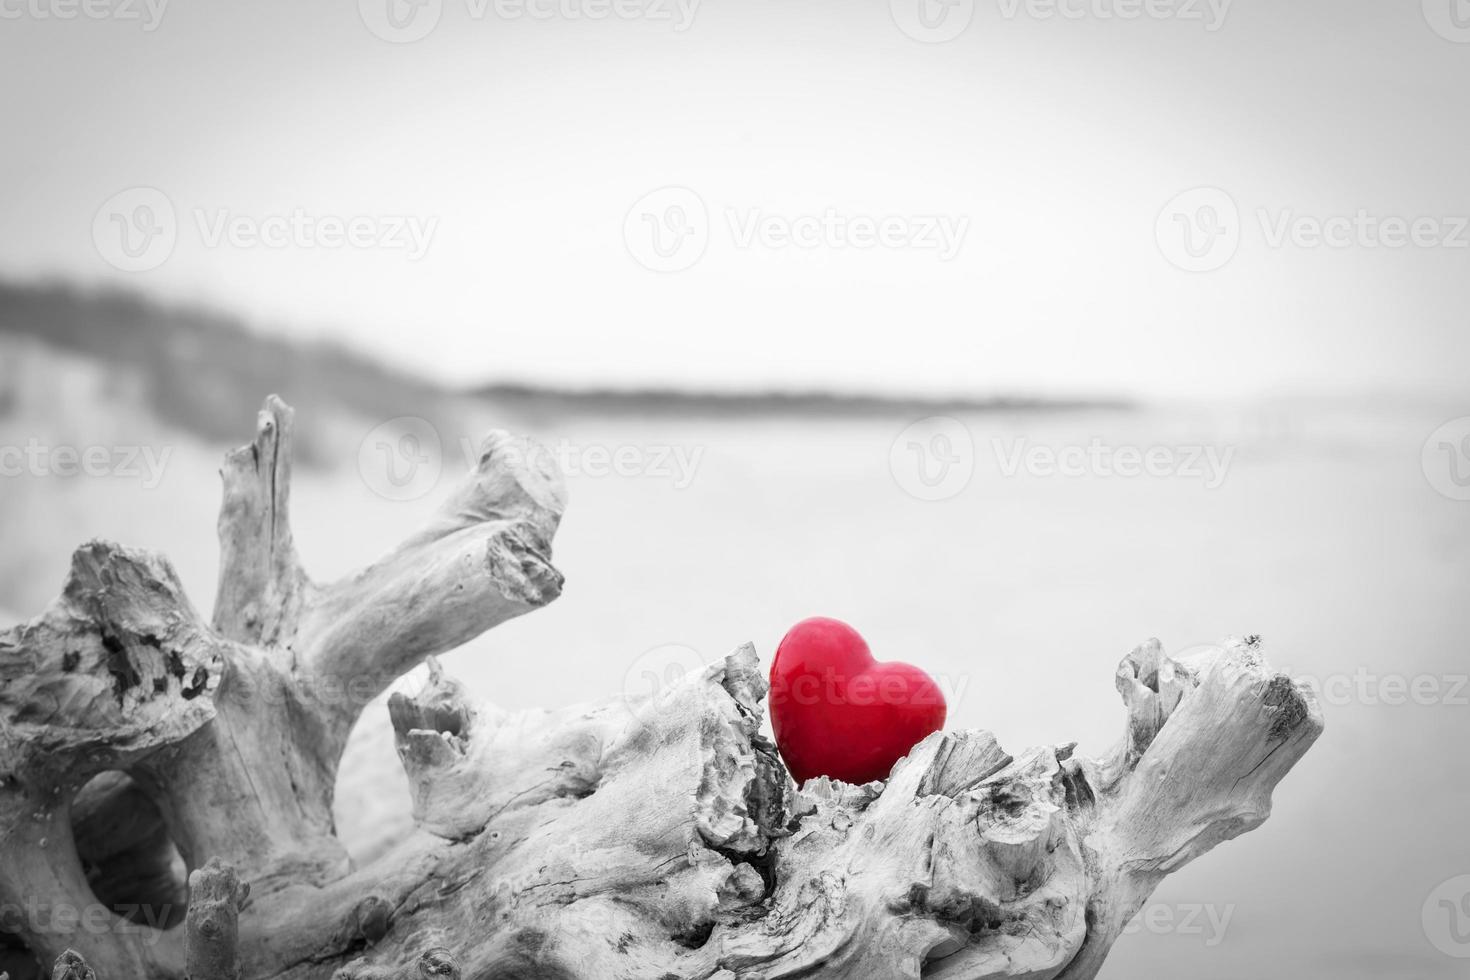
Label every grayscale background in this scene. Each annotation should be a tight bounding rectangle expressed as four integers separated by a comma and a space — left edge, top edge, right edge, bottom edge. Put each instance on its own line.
1, 1, 1467, 977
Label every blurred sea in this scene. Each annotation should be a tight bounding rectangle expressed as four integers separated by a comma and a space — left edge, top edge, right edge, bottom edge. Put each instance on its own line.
1, 290, 1466, 979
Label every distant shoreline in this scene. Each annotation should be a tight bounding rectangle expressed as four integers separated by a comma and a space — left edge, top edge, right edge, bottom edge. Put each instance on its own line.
0, 278, 1135, 421
470, 383, 1133, 418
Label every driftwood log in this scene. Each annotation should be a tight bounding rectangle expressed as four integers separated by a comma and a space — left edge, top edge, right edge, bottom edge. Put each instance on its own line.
0, 397, 1323, 980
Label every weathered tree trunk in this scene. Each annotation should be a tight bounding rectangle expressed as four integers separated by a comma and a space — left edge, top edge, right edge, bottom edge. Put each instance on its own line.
0, 398, 1322, 980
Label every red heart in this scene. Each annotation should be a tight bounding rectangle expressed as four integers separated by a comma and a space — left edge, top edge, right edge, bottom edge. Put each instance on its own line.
769, 617, 947, 785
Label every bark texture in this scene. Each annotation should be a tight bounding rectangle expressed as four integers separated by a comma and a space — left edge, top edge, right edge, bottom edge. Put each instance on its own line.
0, 398, 1322, 980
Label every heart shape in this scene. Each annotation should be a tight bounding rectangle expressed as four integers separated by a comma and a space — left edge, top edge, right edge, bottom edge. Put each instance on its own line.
769, 617, 947, 785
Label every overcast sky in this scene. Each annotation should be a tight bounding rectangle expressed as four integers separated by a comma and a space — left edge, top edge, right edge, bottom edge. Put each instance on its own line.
1, 0, 1466, 398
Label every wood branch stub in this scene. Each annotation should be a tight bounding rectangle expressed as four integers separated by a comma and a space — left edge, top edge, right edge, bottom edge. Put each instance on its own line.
1055, 636, 1323, 980
297, 430, 566, 734
186, 859, 248, 980
0, 541, 222, 780
50, 950, 96, 980
213, 396, 309, 649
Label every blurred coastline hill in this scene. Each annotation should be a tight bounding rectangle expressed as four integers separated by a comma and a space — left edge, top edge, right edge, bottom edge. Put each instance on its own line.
0, 278, 1131, 462
0, 280, 448, 465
